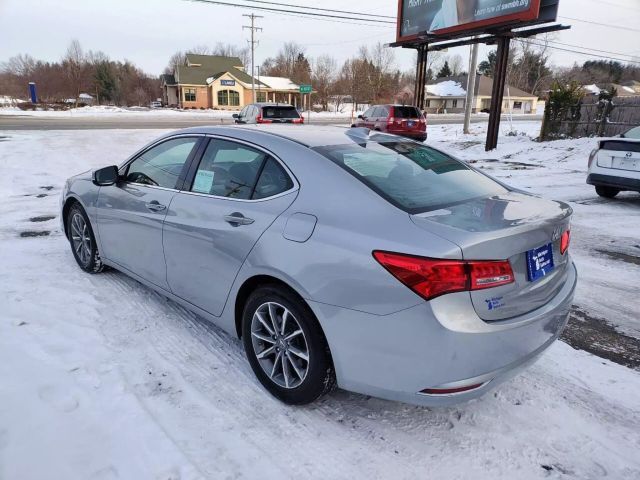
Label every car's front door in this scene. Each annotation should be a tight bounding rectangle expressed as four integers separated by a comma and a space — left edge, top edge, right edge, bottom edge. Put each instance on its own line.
163, 137, 298, 316
96, 136, 202, 289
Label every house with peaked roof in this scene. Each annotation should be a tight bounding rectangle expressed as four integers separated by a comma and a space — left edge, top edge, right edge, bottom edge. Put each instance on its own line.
161, 54, 302, 109
424, 75, 539, 114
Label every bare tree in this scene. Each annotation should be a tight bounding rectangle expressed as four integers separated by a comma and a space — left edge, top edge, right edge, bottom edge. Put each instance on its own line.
0, 54, 37, 76
449, 54, 464, 76
312, 54, 337, 110
63, 39, 85, 102
212, 42, 250, 68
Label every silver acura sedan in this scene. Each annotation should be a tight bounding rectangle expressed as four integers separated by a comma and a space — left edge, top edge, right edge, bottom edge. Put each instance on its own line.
61, 125, 577, 406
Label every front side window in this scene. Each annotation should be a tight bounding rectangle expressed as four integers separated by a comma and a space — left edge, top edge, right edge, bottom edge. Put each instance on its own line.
126, 137, 199, 188
190, 139, 293, 200
313, 141, 506, 213
184, 88, 196, 102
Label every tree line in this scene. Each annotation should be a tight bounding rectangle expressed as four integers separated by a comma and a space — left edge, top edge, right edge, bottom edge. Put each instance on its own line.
2, 38, 638, 109
0, 40, 159, 106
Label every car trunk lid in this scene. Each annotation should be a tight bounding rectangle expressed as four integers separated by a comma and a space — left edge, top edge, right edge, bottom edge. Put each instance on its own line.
596, 139, 640, 172
411, 191, 572, 321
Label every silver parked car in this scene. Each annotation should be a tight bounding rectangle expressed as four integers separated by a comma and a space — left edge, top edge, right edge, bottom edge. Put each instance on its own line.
61, 126, 577, 406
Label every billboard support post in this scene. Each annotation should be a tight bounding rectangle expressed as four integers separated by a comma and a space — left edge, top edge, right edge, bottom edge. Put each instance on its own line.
486, 35, 511, 151
463, 42, 479, 134
414, 45, 428, 111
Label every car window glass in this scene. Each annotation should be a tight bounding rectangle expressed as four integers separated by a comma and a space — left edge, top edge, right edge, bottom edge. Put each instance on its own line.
313, 141, 507, 214
379, 106, 390, 117
370, 107, 381, 118
191, 139, 267, 199
239, 106, 248, 117
394, 106, 420, 118
623, 125, 640, 139
363, 107, 373, 118
252, 158, 294, 200
261, 106, 300, 119
126, 137, 198, 188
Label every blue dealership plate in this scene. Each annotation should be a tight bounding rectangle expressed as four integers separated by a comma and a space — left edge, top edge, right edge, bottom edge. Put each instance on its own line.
526, 243, 555, 282
407, 121, 415, 127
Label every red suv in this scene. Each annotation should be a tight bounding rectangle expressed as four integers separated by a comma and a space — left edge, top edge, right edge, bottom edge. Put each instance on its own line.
352, 105, 427, 142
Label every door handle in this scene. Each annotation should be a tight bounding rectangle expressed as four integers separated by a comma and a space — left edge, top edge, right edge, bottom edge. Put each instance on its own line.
145, 201, 167, 212
224, 212, 255, 226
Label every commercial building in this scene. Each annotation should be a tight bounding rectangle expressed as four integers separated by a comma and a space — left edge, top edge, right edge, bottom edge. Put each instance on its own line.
161, 54, 302, 109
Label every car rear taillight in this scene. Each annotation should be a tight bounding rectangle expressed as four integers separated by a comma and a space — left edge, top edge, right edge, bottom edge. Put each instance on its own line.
372, 251, 514, 301
293, 117, 304, 124
256, 115, 272, 124
387, 116, 396, 125
588, 148, 598, 168
560, 230, 571, 255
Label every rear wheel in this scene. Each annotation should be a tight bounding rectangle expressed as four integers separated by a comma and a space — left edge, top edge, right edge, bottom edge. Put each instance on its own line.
242, 285, 335, 404
595, 186, 620, 198
67, 203, 105, 273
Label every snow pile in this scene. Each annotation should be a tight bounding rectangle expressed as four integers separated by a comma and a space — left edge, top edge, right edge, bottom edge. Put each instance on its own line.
426, 80, 466, 96
259, 76, 300, 91
0, 125, 639, 478
583, 84, 602, 95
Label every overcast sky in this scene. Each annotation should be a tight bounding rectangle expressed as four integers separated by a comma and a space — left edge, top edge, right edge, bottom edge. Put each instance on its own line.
1, 0, 638, 76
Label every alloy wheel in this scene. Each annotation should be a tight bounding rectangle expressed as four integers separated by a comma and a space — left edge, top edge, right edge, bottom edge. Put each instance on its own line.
70, 212, 92, 266
250, 302, 310, 389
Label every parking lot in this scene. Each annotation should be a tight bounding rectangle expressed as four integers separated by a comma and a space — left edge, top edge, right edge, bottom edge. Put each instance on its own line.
1, 121, 639, 479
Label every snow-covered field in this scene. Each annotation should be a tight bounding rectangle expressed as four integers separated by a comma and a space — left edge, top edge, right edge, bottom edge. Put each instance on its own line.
1, 123, 639, 480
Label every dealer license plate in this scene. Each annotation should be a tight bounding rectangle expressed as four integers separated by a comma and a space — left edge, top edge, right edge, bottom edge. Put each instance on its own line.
526, 243, 555, 282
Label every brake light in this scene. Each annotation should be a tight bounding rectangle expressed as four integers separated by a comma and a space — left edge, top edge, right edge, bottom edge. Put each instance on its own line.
256, 115, 272, 124
387, 116, 395, 125
293, 117, 304, 124
560, 230, 571, 255
372, 251, 514, 301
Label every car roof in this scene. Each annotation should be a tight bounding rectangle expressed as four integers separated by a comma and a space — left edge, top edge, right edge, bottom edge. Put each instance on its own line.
174, 125, 398, 148
250, 103, 295, 107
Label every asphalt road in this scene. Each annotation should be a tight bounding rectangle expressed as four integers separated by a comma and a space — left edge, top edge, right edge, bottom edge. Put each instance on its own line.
0, 114, 543, 130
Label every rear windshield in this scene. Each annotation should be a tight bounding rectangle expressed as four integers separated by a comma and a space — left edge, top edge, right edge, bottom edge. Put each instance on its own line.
261, 106, 300, 119
313, 141, 507, 213
393, 106, 421, 119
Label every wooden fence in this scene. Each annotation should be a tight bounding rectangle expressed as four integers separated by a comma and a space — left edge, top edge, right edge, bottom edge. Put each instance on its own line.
541, 96, 640, 140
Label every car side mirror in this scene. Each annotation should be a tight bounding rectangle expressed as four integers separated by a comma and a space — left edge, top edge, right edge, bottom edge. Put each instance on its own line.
232, 113, 239, 118
357, 115, 364, 119
92, 165, 119, 186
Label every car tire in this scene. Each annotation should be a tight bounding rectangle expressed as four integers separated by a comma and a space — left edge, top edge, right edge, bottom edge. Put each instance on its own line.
242, 285, 336, 405
595, 186, 620, 198
67, 203, 106, 274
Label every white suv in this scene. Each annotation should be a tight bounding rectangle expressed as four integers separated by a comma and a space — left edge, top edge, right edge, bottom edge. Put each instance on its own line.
587, 125, 640, 198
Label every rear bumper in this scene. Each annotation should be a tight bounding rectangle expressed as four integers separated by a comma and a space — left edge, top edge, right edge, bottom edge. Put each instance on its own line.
312, 260, 577, 407
587, 173, 640, 192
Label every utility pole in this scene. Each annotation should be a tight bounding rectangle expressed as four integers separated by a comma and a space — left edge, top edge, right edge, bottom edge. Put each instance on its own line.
243, 13, 263, 103
463, 42, 479, 134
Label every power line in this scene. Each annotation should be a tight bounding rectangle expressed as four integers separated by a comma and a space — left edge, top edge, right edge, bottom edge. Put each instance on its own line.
239, 0, 395, 19
520, 38, 639, 61
183, 0, 396, 25
558, 16, 640, 33
522, 39, 640, 65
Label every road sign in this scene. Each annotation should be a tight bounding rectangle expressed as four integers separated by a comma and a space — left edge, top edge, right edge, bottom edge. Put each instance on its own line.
299, 85, 312, 94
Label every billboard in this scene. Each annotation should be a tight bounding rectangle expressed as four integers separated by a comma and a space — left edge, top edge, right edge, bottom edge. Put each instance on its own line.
397, 0, 543, 42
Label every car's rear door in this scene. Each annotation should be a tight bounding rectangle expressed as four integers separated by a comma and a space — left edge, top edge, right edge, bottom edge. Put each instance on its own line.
96, 136, 202, 289
163, 136, 298, 316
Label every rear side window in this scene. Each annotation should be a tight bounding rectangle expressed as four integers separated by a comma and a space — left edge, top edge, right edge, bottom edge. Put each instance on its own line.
190, 139, 293, 200
622, 126, 640, 140
393, 106, 421, 119
261, 106, 300, 119
313, 142, 507, 213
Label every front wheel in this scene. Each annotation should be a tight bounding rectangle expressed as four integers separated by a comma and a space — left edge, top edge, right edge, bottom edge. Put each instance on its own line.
67, 203, 105, 273
595, 186, 620, 198
242, 285, 335, 405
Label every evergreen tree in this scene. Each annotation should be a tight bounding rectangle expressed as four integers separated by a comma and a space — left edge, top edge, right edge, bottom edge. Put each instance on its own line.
437, 61, 452, 78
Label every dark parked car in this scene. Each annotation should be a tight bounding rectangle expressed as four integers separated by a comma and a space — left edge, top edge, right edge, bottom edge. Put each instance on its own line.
234, 103, 304, 124
352, 104, 427, 142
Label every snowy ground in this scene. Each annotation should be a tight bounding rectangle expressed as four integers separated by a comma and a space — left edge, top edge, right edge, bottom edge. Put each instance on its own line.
1, 124, 639, 480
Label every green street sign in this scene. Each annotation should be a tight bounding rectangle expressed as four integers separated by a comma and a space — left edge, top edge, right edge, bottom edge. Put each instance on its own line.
299, 85, 312, 94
